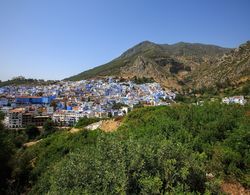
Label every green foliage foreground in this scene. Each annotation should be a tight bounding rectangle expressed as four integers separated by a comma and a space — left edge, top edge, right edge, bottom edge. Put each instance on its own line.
6, 103, 250, 194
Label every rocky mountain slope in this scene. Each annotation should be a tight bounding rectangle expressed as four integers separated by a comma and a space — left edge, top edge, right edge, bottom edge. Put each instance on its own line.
191, 41, 250, 89
66, 41, 250, 90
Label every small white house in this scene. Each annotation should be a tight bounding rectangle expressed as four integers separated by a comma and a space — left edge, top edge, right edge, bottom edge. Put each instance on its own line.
121, 106, 129, 114
222, 96, 246, 105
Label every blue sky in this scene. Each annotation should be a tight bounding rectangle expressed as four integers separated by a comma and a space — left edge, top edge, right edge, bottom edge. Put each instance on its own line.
0, 0, 250, 81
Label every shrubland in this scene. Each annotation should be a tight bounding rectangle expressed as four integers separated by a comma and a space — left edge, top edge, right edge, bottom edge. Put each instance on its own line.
0, 102, 249, 194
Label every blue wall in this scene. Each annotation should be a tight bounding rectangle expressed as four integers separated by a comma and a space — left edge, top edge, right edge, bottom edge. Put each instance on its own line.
66, 106, 72, 110
16, 96, 54, 104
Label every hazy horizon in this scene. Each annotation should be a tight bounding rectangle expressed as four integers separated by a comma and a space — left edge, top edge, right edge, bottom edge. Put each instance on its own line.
1, 0, 250, 81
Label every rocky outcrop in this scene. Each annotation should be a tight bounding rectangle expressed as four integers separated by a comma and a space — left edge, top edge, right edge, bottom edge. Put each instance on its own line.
192, 41, 250, 88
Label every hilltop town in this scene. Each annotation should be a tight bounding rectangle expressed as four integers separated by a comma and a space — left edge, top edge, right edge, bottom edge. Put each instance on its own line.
0, 78, 176, 128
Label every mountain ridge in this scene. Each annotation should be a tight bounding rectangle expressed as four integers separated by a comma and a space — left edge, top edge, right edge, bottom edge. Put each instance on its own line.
65, 41, 249, 91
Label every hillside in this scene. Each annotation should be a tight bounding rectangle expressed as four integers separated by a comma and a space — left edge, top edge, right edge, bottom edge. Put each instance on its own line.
0, 77, 58, 87
192, 41, 250, 89
65, 41, 232, 90
2, 103, 249, 194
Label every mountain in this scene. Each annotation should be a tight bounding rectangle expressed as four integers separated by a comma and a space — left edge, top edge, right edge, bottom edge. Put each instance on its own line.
192, 41, 250, 89
65, 41, 250, 90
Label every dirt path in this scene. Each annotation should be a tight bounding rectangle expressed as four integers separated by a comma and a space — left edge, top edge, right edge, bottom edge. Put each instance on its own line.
221, 182, 250, 195
69, 127, 82, 133
23, 139, 42, 147
99, 119, 121, 132
69, 118, 122, 133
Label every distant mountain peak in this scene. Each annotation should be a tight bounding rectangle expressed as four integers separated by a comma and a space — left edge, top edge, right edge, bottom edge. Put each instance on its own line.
139, 40, 155, 44
119, 40, 159, 58
65, 41, 250, 91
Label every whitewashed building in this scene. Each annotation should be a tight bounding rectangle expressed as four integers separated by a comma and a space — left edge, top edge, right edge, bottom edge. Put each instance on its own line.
7, 108, 24, 128
222, 96, 246, 105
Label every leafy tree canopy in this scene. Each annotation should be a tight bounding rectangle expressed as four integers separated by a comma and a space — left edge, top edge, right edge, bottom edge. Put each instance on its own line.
4, 103, 250, 194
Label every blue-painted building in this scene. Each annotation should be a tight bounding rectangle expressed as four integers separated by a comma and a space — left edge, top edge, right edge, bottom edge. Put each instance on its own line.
66, 106, 72, 110
41, 96, 55, 104
16, 96, 55, 104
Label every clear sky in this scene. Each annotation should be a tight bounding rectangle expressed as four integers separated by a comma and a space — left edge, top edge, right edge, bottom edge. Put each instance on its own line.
0, 0, 249, 81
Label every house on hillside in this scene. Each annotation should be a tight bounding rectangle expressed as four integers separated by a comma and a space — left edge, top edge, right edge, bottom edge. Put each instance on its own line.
7, 108, 25, 128
222, 96, 246, 105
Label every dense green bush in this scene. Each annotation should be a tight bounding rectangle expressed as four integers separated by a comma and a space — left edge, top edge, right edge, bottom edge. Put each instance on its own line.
25, 125, 40, 140
241, 81, 250, 96
6, 103, 250, 194
43, 119, 57, 136
0, 111, 5, 120
0, 124, 16, 194
132, 76, 155, 84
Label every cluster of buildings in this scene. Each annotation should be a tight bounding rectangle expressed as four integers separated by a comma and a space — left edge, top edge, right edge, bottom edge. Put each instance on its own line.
222, 96, 247, 105
0, 78, 176, 128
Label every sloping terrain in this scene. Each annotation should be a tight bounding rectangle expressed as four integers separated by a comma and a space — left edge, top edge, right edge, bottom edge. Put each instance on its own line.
0, 77, 58, 87
65, 41, 232, 90
5, 103, 249, 194
192, 41, 250, 89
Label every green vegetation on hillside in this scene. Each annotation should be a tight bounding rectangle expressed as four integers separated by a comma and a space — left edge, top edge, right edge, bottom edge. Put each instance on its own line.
132, 76, 155, 84
161, 42, 231, 58
0, 126, 15, 194
2, 102, 249, 194
0, 76, 58, 87
192, 41, 250, 89
193, 77, 250, 97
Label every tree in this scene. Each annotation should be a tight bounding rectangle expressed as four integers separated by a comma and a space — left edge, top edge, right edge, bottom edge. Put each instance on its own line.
43, 119, 56, 135
8, 103, 250, 193
0, 111, 5, 121
132, 76, 155, 84
133, 102, 144, 109
242, 82, 250, 95
0, 122, 15, 194
25, 125, 40, 140
112, 102, 127, 109
175, 94, 185, 102
12, 76, 26, 80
